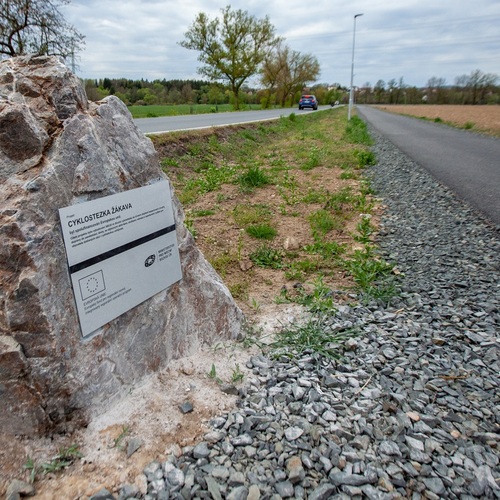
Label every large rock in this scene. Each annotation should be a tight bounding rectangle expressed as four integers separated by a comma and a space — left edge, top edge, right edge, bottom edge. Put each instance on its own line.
0, 55, 245, 436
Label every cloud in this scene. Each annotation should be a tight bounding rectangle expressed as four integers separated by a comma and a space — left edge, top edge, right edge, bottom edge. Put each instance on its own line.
63, 0, 500, 87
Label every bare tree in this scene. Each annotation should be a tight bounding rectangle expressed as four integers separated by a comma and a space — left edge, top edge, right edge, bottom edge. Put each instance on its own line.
0, 0, 84, 62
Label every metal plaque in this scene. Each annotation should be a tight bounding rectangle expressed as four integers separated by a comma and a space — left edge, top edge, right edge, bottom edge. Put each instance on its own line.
59, 181, 182, 338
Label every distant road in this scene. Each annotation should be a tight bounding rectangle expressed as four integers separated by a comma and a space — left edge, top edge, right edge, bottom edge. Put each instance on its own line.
133, 106, 332, 134
357, 105, 500, 227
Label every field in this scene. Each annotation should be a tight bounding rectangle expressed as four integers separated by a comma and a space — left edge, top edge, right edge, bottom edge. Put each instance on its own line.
128, 103, 262, 118
373, 104, 500, 137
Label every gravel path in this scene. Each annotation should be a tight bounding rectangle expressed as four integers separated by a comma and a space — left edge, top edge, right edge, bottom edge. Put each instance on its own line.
98, 128, 499, 499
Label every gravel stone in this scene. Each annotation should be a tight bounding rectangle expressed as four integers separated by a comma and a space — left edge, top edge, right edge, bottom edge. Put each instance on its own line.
128, 122, 499, 499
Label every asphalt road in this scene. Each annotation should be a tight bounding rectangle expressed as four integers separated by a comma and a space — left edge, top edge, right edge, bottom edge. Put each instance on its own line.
133, 106, 332, 134
357, 105, 500, 227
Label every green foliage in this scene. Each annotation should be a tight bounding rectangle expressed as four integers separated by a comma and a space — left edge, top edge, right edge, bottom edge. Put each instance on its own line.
343, 116, 373, 145
304, 240, 346, 260
268, 316, 357, 360
25, 445, 83, 482
250, 245, 284, 268
302, 146, 323, 170
309, 209, 342, 237
233, 204, 272, 226
180, 6, 279, 110
238, 164, 271, 191
231, 364, 244, 383
246, 224, 277, 240
344, 245, 397, 304
277, 170, 300, 205
354, 149, 376, 168
354, 214, 375, 244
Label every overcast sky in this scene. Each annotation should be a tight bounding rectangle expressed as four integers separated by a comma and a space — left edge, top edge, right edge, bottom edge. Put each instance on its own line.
62, 0, 500, 88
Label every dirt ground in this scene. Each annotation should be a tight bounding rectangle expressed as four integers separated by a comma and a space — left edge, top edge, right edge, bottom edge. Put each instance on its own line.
374, 104, 500, 136
0, 302, 308, 499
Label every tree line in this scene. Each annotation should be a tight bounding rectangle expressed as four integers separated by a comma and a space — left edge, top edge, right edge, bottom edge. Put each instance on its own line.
84, 68, 499, 108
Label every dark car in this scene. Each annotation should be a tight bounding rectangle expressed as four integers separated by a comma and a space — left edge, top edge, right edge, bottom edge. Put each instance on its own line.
298, 95, 318, 110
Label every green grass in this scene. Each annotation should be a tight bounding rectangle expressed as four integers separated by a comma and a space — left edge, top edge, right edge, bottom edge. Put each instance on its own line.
238, 164, 271, 191
246, 224, 277, 240
129, 103, 263, 118
232, 204, 272, 226
250, 245, 284, 269
267, 315, 357, 360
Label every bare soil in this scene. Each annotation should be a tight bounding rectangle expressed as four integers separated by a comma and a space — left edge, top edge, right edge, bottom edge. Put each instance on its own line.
374, 104, 500, 136
0, 111, 375, 498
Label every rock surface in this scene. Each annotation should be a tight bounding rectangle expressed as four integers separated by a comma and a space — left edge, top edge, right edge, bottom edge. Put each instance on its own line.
0, 55, 245, 437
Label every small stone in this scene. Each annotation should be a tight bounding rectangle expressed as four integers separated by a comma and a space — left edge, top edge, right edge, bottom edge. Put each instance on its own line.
206, 476, 222, 500
275, 480, 294, 498
192, 442, 210, 459
286, 456, 305, 483
126, 437, 143, 458
178, 401, 194, 414
6, 480, 35, 500
406, 411, 420, 421
285, 426, 304, 441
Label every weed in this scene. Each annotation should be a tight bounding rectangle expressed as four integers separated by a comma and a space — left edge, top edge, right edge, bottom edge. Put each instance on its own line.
340, 170, 358, 180
26, 445, 83, 481
309, 209, 341, 237
346, 245, 392, 291
250, 298, 261, 311
268, 316, 356, 359
231, 364, 244, 383
238, 164, 271, 191
354, 149, 376, 168
302, 146, 323, 170
280, 275, 337, 314
233, 204, 272, 226
277, 170, 300, 205
208, 363, 217, 379
434, 117, 443, 123
184, 215, 197, 239
304, 240, 346, 260
464, 121, 475, 130
209, 252, 238, 278
229, 281, 249, 300
354, 214, 375, 244
288, 112, 297, 122
114, 426, 131, 450
250, 245, 284, 269
343, 116, 373, 145
161, 157, 179, 168
24, 457, 37, 483
246, 224, 277, 240
192, 209, 216, 217
324, 187, 354, 213
301, 187, 328, 204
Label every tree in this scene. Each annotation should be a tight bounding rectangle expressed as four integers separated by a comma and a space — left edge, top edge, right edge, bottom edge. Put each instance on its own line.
180, 5, 279, 110
0, 0, 84, 62
261, 41, 320, 107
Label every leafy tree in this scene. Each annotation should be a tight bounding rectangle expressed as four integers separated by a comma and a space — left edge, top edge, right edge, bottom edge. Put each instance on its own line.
180, 5, 280, 110
0, 0, 84, 61
261, 41, 320, 107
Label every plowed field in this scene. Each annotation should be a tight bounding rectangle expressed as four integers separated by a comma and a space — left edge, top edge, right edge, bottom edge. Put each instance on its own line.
374, 105, 500, 136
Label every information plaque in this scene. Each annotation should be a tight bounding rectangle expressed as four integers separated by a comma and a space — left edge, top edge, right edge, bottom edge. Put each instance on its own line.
59, 181, 182, 338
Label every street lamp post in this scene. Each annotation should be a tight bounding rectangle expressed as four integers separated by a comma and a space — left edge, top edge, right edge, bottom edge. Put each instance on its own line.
348, 13, 363, 120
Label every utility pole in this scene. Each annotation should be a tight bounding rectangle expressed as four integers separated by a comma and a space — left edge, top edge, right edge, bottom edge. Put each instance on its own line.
348, 13, 363, 120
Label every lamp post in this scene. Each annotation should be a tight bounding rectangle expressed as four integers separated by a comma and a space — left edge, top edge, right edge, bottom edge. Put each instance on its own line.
348, 13, 363, 120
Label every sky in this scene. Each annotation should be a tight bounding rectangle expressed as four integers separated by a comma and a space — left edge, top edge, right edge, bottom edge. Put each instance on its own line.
62, 0, 500, 89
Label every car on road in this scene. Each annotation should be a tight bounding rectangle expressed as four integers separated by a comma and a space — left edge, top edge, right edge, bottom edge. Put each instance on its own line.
298, 95, 318, 110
